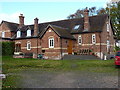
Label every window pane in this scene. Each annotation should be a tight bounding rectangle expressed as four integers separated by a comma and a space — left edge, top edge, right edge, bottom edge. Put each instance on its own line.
78, 35, 82, 44
2, 32, 5, 38
27, 42, 31, 50
17, 31, 21, 37
27, 30, 31, 37
92, 34, 96, 44
107, 24, 109, 32
49, 38, 54, 48
73, 25, 80, 30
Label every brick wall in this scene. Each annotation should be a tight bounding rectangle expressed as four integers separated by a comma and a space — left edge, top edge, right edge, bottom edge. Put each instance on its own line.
14, 38, 41, 58
41, 27, 63, 60
0, 22, 12, 38
100, 19, 115, 55
73, 32, 100, 53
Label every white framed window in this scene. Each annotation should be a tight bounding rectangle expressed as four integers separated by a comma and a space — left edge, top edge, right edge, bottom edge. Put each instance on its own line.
2, 32, 5, 38
78, 35, 82, 45
49, 38, 54, 48
107, 40, 110, 52
107, 23, 109, 32
17, 31, 21, 38
92, 34, 96, 44
27, 29, 31, 37
27, 41, 31, 50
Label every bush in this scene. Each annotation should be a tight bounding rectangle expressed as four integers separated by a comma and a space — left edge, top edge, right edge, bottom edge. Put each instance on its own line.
115, 46, 120, 51
1, 42, 15, 56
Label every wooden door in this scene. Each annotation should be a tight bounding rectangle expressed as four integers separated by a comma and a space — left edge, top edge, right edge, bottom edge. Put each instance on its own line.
67, 40, 73, 54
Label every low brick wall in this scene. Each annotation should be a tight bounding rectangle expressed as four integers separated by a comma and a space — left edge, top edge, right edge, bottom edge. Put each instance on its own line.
13, 55, 24, 58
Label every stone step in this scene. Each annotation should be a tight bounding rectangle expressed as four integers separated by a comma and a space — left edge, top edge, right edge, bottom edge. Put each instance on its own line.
62, 55, 100, 60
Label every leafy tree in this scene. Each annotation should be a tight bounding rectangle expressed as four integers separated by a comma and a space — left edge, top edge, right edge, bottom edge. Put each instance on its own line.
109, 2, 120, 39
98, 2, 120, 39
67, 7, 97, 19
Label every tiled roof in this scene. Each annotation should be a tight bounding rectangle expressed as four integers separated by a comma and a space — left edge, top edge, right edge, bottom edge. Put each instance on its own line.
1, 14, 110, 40
40, 14, 108, 34
39, 24, 76, 40
1, 21, 19, 31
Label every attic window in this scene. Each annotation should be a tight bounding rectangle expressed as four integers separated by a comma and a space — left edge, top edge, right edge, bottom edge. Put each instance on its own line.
73, 25, 80, 30
17, 31, 21, 38
27, 29, 31, 37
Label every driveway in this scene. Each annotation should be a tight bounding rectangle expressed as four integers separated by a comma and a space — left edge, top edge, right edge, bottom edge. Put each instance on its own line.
17, 70, 119, 88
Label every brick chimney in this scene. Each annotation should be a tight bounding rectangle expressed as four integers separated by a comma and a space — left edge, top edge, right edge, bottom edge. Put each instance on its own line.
34, 18, 39, 36
84, 8, 90, 31
19, 14, 24, 27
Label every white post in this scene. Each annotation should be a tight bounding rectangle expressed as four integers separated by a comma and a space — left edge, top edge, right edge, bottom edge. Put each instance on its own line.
104, 55, 107, 60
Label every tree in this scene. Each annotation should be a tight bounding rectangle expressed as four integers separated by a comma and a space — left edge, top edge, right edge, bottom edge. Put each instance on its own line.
67, 7, 97, 19
112, 2, 120, 39
96, 2, 120, 39
107, 2, 120, 39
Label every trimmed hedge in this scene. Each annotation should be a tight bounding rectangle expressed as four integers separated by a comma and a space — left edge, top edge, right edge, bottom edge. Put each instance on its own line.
1, 42, 15, 55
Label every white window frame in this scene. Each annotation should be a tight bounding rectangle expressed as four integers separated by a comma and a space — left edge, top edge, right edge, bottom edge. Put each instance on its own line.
78, 35, 82, 45
107, 23, 109, 32
92, 34, 96, 44
27, 29, 31, 37
49, 38, 54, 48
17, 31, 21, 38
27, 42, 31, 50
107, 40, 110, 52
2, 32, 5, 38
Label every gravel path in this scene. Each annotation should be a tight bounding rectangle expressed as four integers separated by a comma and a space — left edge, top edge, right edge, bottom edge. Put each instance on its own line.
17, 70, 119, 88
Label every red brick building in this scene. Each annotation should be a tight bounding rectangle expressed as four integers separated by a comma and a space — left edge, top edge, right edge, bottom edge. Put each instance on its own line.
0, 10, 115, 60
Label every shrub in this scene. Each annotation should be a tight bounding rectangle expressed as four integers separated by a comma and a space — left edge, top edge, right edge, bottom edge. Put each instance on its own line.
1, 42, 15, 56
115, 46, 120, 51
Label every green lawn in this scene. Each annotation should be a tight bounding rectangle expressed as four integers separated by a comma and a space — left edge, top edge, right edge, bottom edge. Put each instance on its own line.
2, 56, 118, 88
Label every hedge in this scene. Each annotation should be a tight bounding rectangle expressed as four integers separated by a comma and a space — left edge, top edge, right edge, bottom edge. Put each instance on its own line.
1, 42, 15, 56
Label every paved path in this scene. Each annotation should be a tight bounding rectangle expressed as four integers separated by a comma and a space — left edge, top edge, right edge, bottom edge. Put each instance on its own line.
18, 70, 118, 88
63, 55, 101, 60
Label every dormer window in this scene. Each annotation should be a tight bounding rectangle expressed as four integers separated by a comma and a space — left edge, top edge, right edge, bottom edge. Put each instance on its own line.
2, 32, 5, 38
17, 31, 21, 38
73, 25, 80, 30
27, 29, 31, 37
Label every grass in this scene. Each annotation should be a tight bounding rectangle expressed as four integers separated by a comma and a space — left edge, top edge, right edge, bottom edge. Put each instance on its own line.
2, 56, 119, 88
2, 56, 118, 73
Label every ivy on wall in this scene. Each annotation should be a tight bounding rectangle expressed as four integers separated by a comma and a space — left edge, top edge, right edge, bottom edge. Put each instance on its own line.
1, 42, 15, 56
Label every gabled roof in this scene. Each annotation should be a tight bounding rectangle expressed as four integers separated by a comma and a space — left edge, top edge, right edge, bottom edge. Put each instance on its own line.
1, 21, 19, 31
39, 24, 76, 40
39, 14, 108, 34
12, 25, 35, 39
1, 14, 110, 40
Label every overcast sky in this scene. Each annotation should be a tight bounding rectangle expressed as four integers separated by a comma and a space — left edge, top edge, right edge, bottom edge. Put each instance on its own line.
0, 0, 110, 25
